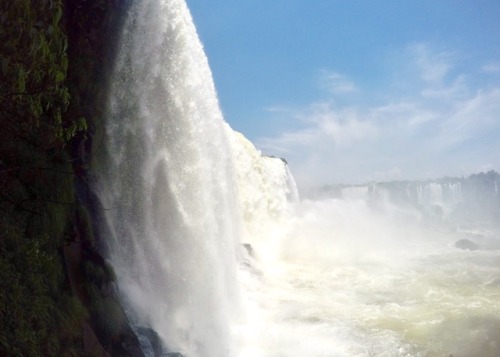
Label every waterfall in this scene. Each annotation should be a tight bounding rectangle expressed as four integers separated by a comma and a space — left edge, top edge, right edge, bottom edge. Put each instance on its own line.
95, 0, 296, 355
92, 0, 500, 356
97, 0, 240, 354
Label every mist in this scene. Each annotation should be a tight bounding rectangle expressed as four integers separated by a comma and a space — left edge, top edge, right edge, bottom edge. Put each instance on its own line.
237, 172, 500, 356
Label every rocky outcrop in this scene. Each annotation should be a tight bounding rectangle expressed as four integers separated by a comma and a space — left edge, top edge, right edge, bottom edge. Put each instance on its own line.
455, 238, 479, 251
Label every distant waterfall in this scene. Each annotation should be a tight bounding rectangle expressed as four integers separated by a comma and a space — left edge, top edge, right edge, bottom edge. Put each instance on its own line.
95, 0, 296, 356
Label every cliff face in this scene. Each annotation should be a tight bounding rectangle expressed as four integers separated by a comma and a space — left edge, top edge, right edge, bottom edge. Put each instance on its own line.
0, 1, 143, 355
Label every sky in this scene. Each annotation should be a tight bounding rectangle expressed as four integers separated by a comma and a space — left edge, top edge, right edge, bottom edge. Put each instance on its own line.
186, 0, 500, 188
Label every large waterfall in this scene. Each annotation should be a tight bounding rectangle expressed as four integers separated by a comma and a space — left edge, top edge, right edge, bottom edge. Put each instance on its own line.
95, 0, 295, 355
96, 0, 500, 356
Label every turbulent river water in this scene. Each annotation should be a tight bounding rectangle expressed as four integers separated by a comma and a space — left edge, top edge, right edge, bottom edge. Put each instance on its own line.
95, 0, 500, 356
238, 196, 500, 356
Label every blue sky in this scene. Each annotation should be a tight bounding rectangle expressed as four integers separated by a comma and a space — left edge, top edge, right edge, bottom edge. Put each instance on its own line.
187, 0, 500, 187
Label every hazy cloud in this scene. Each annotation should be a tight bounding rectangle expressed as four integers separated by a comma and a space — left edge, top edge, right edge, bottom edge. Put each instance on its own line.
410, 43, 453, 83
420, 75, 468, 99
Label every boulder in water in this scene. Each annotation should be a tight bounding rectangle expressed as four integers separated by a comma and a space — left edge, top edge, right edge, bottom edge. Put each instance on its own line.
455, 238, 479, 251
242, 243, 254, 257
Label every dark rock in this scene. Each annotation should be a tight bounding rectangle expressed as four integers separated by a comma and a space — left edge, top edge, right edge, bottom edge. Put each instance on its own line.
132, 325, 186, 357
263, 154, 288, 165
242, 243, 254, 257
455, 238, 479, 251
240, 244, 263, 278
134, 326, 164, 357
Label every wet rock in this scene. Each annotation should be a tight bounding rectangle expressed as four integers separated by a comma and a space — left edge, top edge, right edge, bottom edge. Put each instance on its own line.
134, 326, 164, 356
455, 238, 479, 251
133, 326, 185, 357
242, 243, 254, 257
240, 243, 263, 277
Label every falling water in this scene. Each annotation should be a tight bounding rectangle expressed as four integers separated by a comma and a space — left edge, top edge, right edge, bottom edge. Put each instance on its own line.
95, 0, 500, 356
97, 0, 243, 354
95, 0, 296, 355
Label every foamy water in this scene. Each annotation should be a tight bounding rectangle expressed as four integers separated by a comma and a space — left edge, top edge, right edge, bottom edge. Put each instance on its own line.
238, 197, 500, 357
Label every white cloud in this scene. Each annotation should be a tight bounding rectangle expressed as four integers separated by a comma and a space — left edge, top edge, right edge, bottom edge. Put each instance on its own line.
439, 88, 500, 147
259, 103, 377, 155
420, 75, 468, 99
409, 43, 453, 83
370, 102, 437, 127
306, 104, 377, 146
256, 43, 500, 188
320, 70, 358, 94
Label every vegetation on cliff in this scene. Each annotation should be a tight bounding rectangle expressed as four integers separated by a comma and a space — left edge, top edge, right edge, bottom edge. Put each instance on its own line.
0, 1, 84, 354
0, 0, 139, 355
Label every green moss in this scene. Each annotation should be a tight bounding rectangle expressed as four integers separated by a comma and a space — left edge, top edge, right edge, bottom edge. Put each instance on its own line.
82, 260, 116, 288
0, 0, 81, 149
0, 1, 88, 355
